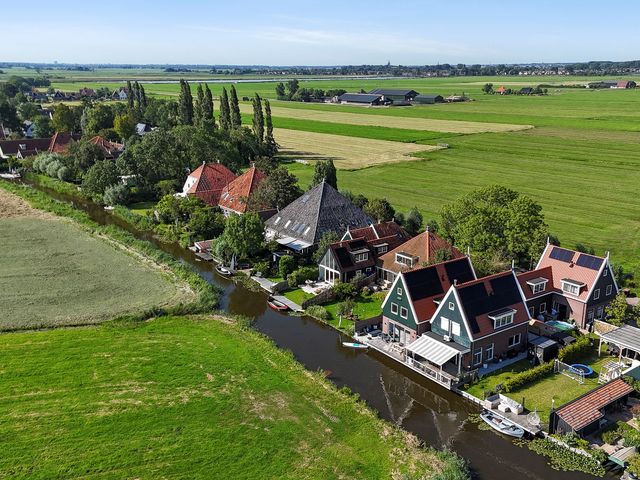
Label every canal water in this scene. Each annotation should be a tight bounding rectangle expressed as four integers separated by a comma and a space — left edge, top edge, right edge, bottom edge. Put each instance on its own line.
22, 179, 602, 480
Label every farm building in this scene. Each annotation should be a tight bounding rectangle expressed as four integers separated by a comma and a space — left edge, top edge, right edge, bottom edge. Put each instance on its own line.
588, 80, 636, 89
368, 89, 420, 102
336, 93, 389, 106
414, 94, 444, 104
549, 378, 634, 436
264, 180, 372, 253
178, 161, 237, 207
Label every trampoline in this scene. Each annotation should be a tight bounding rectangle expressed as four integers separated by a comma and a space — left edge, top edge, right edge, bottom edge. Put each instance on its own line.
570, 364, 594, 376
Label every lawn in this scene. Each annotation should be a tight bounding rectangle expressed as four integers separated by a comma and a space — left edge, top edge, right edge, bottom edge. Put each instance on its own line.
0, 189, 191, 330
466, 352, 617, 422
128, 200, 156, 215
0, 315, 463, 479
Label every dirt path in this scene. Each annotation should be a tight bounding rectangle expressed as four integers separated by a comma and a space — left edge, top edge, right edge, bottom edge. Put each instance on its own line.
0, 188, 54, 219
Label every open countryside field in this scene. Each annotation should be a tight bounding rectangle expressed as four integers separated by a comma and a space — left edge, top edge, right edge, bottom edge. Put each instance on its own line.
0, 188, 191, 331
0, 315, 461, 479
275, 128, 440, 169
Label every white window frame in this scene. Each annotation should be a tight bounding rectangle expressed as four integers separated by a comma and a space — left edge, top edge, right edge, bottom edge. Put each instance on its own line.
378, 245, 388, 254
532, 283, 545, 294
603, 268, 608, 277
508, 333, 521, 348
284, 220, 291, 229
493, 312, 514, 329
587, 309, 595, 322
451, 322, 461, 336
561, 281, 581, 296
395, 253, 415, 268
473, 348, 483, 365
596, 306, 604, 319
274, 216, 281, 225
593, 288, 600, 301
448, 302, 455, 311
485, 343, 494, 361
440, 317, 449, 331
528, 306, 535, 317
606, 285, 613, 296
355, 252, 368, 263
391, 303, 398, 315
539, 302, 547, 313
397, 287, 402, 296
400, 307, 408, 319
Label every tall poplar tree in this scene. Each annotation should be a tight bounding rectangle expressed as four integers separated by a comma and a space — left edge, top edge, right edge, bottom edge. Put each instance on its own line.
194, 84, 205, 127
203, 84, 215, 130
126, 80, 134, 110
219, 87, 231, 130
178, 79, 194, 125
264, 99, 276, 155
229, 85, 241, 128
252, 94, 264, 143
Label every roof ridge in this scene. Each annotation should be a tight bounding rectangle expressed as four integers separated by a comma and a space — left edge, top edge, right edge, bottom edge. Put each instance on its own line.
456, 270, 513, 288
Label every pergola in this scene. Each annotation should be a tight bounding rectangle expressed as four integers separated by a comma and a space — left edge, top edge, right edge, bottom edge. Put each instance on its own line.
599, 325, 640, 362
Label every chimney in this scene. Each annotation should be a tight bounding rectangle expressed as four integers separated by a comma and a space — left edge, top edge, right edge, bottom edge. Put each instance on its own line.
511, 259, 515, 270
453, 279, 458, 286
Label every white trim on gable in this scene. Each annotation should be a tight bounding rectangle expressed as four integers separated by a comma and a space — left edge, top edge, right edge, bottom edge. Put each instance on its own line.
512, 270, 533, 321
380, 273, 402, 312
535, 242, 551, 270
466, 255, 478, 281
606, 257, 620, 295
401, 274, 420, 326
452, 286, 474, 340
430, 286, 473, 340
584, 255, 610, 303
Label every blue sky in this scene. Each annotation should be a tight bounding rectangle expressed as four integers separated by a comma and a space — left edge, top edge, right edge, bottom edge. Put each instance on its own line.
5, 0, 640, 65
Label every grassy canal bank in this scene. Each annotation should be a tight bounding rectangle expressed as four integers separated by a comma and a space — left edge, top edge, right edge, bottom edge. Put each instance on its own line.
0, 181, 468, 479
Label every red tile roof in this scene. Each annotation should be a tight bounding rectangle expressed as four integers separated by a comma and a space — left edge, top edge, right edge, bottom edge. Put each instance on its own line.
48, 132, 80, 154
347, 221, 410, 250
379, 229, 464, 275
556, 379, 633, 431
218, 166, 266, 214
183, 162, 237, 207
88, 136, 124, 159
536, 245, 605, 301
517, 266, 554, 299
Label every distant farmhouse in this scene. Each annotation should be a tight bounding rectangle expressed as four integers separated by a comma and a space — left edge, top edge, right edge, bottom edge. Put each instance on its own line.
587, 80, 636, 89
336, 93, 390, 106
368, 89, 420, 102
414, 94, 444, 104
0, 138, 51, 159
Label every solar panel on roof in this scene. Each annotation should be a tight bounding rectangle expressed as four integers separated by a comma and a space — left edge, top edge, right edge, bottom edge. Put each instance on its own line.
550, 246, 574, 263
576, 254, 604, 271
405, 267, 444, 301
443, 259, 475, 284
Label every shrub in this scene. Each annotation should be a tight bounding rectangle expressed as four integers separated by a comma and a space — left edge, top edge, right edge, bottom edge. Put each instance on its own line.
337, 299, 355, 318
305, 305, 329, 321
287, 266, 318, 287
332, 281, 357, 300
46, 160, 62, 178
349, 272, 366, 288
251, 261, 270, 277
103, 183, 130, 206
601, 428, 620, 445
557, 335, 592, 364
502, 361, 554, 393
278, 255, 296, 279
56, 165, 73, 182
527, 438, 605, 475
627, 453, 640, 476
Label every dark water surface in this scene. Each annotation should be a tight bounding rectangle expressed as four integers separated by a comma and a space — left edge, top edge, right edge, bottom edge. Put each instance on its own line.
22, 179, 602, 480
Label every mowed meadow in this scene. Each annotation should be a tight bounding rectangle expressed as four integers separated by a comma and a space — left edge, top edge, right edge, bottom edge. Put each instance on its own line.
47, 74, 640, 274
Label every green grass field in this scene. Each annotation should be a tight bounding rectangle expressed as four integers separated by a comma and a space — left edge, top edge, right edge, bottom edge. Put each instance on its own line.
0, 315, 463, 479
0, 216, 190, 330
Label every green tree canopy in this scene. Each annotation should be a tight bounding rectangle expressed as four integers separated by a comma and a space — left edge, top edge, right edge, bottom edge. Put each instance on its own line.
312, 231, 339, 263
311, 159, 337, 189
52, 103, 76, 132
249, 166, 303, 211
113, 113, 136, 141
81, 160, 119, 197
404, 207, 423, 235
364, 198, 395, 223
441, 185, 548, 270
229, 85, 242, 129
215, 213, 264, 260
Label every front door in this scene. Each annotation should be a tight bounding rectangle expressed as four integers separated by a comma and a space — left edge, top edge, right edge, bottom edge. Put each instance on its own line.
558, 304, 568, 321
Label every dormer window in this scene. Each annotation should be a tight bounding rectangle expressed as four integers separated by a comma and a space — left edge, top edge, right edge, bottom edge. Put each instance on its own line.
489, 308, 516, 329
274, 216, 281, 225
561, 279, 584, 296
395, 253, 416, 268
354, 252, 368, 262
526, 277, 548, 295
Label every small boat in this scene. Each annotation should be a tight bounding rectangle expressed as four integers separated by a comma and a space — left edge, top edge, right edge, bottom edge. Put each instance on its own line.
104, 205, 115, 211
267, 297, 289, 311
342, 342, 368, 350
480, 411, 525, 438
215, 264, 233, 277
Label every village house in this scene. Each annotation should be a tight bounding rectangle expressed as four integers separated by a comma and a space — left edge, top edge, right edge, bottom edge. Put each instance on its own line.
264, 180, 372, 253
336, 93, 390, 106
377, 228, 464, 284
495, 86, 507, 95
380, 256, 477, 344
318, 222, 409, 284
517, 244, 618, 330
88, 135, 124, 160
0, 138, 52, 159
588, 80, 637, 89
218, 166, 275, 218
112, 87, 129, 100
178, 161, 237, 207
48, 132, 81, 154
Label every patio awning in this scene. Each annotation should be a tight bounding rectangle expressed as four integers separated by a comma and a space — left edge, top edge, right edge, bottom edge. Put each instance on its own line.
406, 335, 462, 366
274, 236, 312, 251
601, 325, 640, 354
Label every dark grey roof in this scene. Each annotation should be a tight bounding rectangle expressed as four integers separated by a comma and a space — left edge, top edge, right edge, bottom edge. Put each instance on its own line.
415, 94, 443, 100
265, 181, 373, 246
368, 89, 419, 96
337, 93, 383, 103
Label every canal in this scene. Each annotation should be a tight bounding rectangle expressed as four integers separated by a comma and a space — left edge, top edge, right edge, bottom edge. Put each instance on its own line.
22, 178, 600, 480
